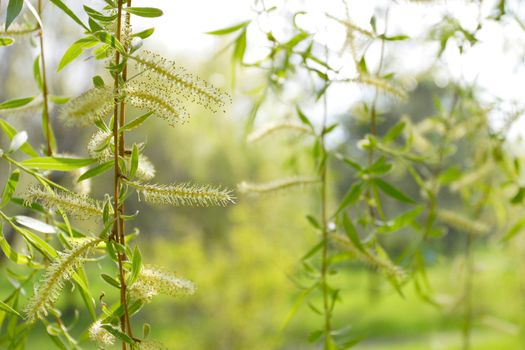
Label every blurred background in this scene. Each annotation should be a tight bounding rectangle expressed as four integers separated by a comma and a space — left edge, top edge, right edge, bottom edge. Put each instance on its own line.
1, 0, 525, 349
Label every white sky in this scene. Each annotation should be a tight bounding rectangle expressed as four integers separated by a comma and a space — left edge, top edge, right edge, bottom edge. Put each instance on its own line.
125, 0, 525, 136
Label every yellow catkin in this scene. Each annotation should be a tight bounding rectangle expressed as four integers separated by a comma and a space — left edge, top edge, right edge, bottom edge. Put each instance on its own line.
59, 86, 114, 126
132, 50, 231, 112
238, 176, 320, 195
25, 186, 106, 218
247, 122, 312, 143
437, 209, 489, 235
126, 180, 235, 207
25, 238, 100, 322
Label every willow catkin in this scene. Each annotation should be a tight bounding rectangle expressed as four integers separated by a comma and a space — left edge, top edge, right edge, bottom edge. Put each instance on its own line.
132, 50, 231, 112
25, 186, 106, 218
126, 180, 235, 207
238, 176, 320, 195
25, 238, 101, 322
59, 86, 114, 126
88, 320, 116, 348
247, 122, 312, 143
129, 265, 196, 303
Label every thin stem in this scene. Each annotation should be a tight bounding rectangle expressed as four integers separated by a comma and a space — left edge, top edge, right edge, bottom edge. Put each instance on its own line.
320, 94, 331, 348
320, 42, 331, 347
37, 0, 53, 156
111, 1, 131, 348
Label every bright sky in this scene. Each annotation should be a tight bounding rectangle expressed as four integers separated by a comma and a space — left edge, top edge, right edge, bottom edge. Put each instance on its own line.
128, 0, 525, 135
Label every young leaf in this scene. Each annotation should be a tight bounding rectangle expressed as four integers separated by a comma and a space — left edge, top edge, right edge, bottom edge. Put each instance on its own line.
205, 20, 250, 35
8, 131, 28, 153
77, 161, 114, 182
1, 170, 20, 208
0, 120, 38, 157
14, 215, 56, 234
121, 111, 153, 132
129, 145, 139, 179
33, 55, 43, 91
124, 7, 163, 18
333, 182, 364, 217
0, 97, 34, 110
0, 300, 20, 317
57, 37, 98, 72
101, 274, 120, 289
372, 178, 416, 204
0, 37, 14, 46
129, 246, 142, 285
6, 0, 24, 30
132, 28, 155, 39
20, 157, 96, 171
49, 0, 88, 30
342, 213, 365, 253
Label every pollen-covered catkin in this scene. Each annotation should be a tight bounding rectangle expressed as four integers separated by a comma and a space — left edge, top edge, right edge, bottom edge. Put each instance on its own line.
59, 86, 114, 126
124, 78, 187, 126
25, 238, 101, 322
88, 320, 116, 348
132, 50, 231, 112
129, 265, 196, 303
24, 186, 106, 218
126, 180, 235, 207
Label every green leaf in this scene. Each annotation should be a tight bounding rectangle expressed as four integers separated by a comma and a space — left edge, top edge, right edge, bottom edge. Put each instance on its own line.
379, 34, 410, 41
6, 0, 24, 30
50, 95, 70, 104
502, 216, 525, 242
100, 274, 120, 288
1, 170, 19, 208
306, 215, 321, 230
205, 20, 250, 35
8, 131, 27, 153
14, 215, 56, 234
301, 240, 324, 260
0, 37, 14, 46
33, 55, 43, 91
77, 160, 114, 182
0, 120, 38, 157
130, 144, 139, 179
49, 0, 88, 30
0, 97, 34, 110
124, 7, 163, 18
20, 157, 96, 171
129, 246, 142, 285
5, 217, 57, 259
100, 324, 135, 344
57, 37, 98, 71
121, 111, 153, 132
296, 107, 314, 130
92, 31, 125, 54
92, 75, 105, 88
132, 27, 155, 39
333, 182, 364, 217
83, 5, 117, 22
372, 178, 415, 204
0, 300, 20, 317
342, 213, 365, 253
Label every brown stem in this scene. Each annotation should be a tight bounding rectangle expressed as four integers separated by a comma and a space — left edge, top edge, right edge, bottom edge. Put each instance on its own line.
37, 0, 53, 156
111, 1, 131, 348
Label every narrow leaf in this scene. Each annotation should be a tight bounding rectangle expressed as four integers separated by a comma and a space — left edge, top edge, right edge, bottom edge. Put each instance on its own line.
20, 157, 96, 171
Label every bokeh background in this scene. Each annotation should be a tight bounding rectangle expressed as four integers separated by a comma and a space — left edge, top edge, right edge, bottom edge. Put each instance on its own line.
1, 0, 525, 349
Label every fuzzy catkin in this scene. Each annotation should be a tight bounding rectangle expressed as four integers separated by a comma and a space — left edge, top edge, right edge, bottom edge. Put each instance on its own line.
124, 79, 187, 126
247, 122, 312, 143
129, 265, 196, 303
238, 176, 320, 195
59, 86, 114, 126
132, 50, 230, 112
25, 238, 101, 322
89, 320, 116, 349
25, 186, 106, 218
127, 180, 235, 207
